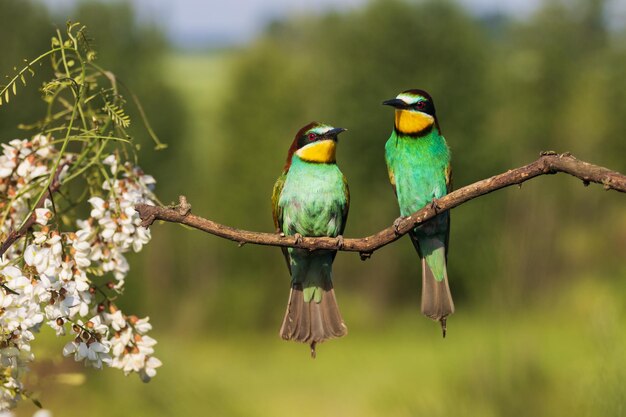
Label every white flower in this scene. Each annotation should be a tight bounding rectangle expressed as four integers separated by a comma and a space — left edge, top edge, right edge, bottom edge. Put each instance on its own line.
139, 356, 162, 382
102, 154, 118, 175
104, 310, 126, 331
88, 197, 107, 219
32, 231, 48, 245
24, 244, 50, 274
98, 217, 117, 240
0, 140, 160, 408
133, 317, 152, 334
34, 208, 52, 225
63, 339, 111, 369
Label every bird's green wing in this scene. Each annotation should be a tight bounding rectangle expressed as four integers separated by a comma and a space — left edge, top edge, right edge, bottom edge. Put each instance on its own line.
444, 162, 452, 258
271, 171, 286, 231
445, 162, 453, 195
340, 173, 350, 235
330, 173, 350, 263
387, 164, 397, 197
272, 171, 291, 273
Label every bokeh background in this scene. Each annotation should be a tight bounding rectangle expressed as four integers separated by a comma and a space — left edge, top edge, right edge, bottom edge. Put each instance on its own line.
2, 0, 626, 415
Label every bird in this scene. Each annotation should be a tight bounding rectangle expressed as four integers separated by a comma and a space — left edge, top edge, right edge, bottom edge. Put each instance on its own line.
272, 121, 349, 356
383, 89, 454, 336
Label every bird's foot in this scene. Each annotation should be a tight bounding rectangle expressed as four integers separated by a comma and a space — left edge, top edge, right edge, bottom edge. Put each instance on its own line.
393, 217, 404, 235
335, 235, 344, 250
439, 317, 447, 338
293, 233, 303, 245
430, 198, 441, 213
310, 342, 317, 359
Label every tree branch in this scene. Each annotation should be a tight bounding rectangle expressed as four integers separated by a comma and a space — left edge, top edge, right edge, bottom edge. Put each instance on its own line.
135, 152, 625, 259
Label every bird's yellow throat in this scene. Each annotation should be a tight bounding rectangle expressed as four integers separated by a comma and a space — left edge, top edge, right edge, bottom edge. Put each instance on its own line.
295, 139, 336, 163
395, 109, 434, 135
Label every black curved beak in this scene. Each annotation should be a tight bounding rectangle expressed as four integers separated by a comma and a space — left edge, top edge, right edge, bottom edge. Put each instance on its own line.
325, 127, 347, 140
382, 98, 407, 109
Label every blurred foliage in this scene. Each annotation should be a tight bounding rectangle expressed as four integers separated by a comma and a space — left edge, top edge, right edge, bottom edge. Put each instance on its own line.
2, 0, 626, 415
209, 0, 626, 327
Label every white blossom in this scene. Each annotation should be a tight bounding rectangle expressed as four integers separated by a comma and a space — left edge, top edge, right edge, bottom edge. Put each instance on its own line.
0, 135, 161, 409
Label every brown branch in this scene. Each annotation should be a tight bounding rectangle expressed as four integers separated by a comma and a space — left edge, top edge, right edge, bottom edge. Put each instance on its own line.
0, 164, 66, 258
135, 152, 626, 258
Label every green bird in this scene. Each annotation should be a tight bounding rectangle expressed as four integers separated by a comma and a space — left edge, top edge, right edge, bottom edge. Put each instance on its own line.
383, 89, 454, 335
272, 121, 349, 355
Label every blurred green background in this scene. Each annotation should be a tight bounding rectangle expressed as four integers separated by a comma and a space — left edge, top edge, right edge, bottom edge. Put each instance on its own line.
2, 0, 626, 415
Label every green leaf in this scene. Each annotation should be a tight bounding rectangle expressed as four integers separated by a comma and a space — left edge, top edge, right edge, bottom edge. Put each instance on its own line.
103, 99, 131, 128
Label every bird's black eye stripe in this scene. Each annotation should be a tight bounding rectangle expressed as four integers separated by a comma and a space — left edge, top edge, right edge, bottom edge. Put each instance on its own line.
297, 132, 316, 148
414, 100, 435, 116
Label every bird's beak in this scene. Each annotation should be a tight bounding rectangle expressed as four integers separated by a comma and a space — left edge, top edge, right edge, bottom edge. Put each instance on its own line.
382, 98, 407, 109
325, 127, 347, 140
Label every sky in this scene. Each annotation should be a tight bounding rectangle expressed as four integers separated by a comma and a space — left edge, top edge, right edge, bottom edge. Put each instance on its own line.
39, 0, 544, 47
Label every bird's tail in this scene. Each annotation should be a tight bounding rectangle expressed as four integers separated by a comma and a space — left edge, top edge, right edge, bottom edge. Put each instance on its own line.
279, 281, 347, 357
421, 257, 454, 334
418, 236, 454, 336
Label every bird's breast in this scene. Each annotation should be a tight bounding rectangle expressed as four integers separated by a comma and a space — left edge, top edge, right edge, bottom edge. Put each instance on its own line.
279, 162, 346, 238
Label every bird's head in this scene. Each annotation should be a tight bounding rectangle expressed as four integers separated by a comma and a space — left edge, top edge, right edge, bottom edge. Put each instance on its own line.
383, 89, 439, 136
284, 122, 347, 168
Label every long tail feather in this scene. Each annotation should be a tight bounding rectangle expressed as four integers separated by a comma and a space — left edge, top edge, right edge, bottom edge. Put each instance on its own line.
279, 282, 347, 353
421, 257, 454, 335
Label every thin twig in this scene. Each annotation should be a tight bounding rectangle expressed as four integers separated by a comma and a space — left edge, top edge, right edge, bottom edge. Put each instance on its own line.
135, 153, 626, 256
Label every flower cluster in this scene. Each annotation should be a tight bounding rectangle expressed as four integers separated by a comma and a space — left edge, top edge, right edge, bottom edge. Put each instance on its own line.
0, 135, 161, 410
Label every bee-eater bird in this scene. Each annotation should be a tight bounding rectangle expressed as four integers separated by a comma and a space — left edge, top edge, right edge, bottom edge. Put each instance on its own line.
272, 122, 349, 356
383, 89, 454, 335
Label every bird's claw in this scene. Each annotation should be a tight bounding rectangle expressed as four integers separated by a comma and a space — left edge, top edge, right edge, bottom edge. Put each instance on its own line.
335, 235, 344, 249
430, 198, 441, 213
310, 342, 317, 359
440, 317, 447, 338
393, 217, 403, 235
293, 233, 303, 245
